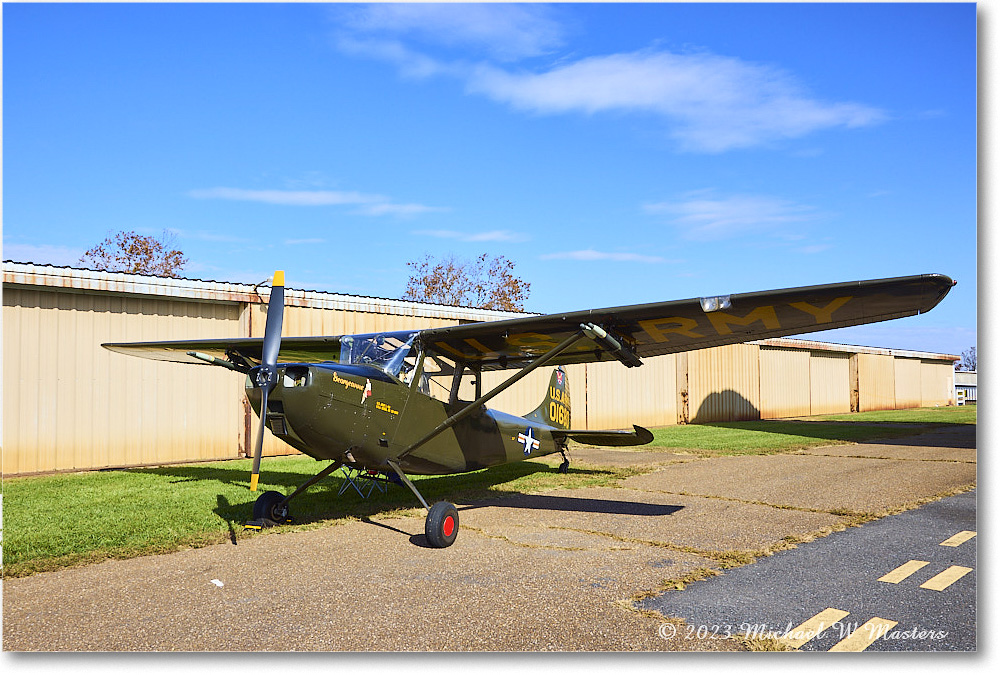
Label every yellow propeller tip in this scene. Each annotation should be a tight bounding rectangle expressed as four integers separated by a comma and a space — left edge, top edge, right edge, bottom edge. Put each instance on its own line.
272, 270, 285, 287
250, 474, 259, 492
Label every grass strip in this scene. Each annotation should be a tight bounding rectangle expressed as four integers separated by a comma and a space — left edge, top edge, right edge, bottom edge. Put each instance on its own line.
641, 405, 974, 455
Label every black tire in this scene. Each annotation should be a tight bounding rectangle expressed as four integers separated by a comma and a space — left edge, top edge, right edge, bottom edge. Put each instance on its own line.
252, 490, 289, 523
558, 459, 570, 474
425, 501, 459, 548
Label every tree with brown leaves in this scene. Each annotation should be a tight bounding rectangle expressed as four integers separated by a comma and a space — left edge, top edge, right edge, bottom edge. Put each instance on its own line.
79, 230, 188, 277
403, 253, 530, 311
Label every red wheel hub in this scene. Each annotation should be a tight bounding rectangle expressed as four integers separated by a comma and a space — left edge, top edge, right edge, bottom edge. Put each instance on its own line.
443, 515, 455, 537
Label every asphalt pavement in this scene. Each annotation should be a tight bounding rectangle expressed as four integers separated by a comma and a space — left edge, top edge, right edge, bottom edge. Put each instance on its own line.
641, 488, 977, 651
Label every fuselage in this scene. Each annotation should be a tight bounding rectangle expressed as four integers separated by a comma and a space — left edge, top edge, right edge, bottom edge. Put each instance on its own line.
246, 363, 564, 475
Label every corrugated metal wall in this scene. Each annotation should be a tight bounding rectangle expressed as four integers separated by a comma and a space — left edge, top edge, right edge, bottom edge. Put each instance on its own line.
859, 353, 897, 411
2, 266, 960, 475
809, 352, 851, 415
921, 360, 954, 406
3, 287, 244, 474
689, 344, 761, 422
760, 347, 811, 419
586, 355, 677, 429
894, 358, 923, 409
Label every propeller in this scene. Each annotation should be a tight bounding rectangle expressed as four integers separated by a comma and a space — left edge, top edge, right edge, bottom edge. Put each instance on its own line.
249, 270, 285, 491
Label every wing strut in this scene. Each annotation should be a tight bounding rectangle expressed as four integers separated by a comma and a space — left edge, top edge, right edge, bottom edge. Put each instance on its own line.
396, 329, 588, 461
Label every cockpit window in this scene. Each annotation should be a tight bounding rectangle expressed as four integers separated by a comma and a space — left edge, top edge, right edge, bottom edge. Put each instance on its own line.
339, 331, 418, 378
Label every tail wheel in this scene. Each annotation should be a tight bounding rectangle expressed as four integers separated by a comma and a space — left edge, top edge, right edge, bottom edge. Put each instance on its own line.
425, 501, 459, 548
252, 490, 289, 523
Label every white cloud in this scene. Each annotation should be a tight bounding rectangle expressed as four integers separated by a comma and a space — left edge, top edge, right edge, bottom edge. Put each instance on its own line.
414, 229, 529, 243
539, 249, 666, 263
333, 5, 885, 153
188, 187, 444, 217
336, 36, 455, 80
645, 192, 820, 241
469, 50, 886, 152
337, 3, 565, 62
284, 238, 326, 246
189, 187, 382, 206
357, 203, 449, 217
2, 243, 86, 266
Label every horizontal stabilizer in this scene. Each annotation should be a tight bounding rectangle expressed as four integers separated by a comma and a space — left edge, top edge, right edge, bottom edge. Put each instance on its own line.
554, 424, 654, 447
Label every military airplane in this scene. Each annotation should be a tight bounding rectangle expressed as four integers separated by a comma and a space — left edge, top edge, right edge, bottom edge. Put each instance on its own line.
104, 272, 954, 547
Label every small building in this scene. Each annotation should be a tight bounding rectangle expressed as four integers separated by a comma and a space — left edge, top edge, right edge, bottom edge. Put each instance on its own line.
954, 370, 977, 403
2, 261, 960, 475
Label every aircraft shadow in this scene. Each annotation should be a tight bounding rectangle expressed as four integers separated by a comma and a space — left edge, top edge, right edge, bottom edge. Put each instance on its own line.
458, 493, 683, 517
124, 460, 640, 538
695, 419, 975, 450
358, 495, 681, 548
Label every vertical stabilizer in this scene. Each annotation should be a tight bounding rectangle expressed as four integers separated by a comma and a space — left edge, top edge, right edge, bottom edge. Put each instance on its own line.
525, 367, 571, 430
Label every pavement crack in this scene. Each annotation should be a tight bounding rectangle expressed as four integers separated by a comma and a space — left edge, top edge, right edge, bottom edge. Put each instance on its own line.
799, 452, 975, 464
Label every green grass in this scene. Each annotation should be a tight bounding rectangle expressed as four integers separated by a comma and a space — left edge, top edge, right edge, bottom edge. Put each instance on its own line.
644, 405, 975, 455
1, 455, 627, 578
2, 405, 974, 577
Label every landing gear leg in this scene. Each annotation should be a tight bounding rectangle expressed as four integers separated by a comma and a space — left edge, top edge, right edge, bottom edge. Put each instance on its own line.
387, 459, 459, 548
558, 449, 570, 474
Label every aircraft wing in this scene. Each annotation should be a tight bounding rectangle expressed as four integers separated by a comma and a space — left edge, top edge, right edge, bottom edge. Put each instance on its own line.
419, 273, 955, 369
104, 274, 954, 371
102, 336, 344, 370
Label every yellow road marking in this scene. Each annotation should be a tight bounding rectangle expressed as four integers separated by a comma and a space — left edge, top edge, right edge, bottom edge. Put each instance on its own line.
828, 617, 898, 652
878, 560, 930, 584
920, 565, 973, 591
779, 608, 850, 649
940, 530, 977, 547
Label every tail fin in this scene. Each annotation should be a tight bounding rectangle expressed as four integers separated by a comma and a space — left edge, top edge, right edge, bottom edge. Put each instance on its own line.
525, 367, 571, 430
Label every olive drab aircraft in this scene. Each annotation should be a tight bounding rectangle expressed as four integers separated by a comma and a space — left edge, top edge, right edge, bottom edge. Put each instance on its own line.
104, 272, 955, 547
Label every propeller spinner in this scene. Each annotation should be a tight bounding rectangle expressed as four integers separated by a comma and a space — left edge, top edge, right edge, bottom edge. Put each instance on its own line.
249, 270, 285, 491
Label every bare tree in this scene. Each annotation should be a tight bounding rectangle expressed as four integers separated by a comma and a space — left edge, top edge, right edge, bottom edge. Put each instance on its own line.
80, 230, 188, 277
956, 346, 977, 372
403, 253, 530, 311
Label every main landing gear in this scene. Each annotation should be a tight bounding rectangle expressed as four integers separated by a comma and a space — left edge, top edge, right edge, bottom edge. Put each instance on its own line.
244, 458, 460, 548
387, 459, 459, 548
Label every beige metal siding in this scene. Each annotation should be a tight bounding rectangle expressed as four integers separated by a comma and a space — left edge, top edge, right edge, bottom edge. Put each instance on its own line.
689, 344, 761, 422
894, 357, 923, 409
858, 353, 896, 411
586, 355, 677, 429
256, 303, 458, 340
759, 347, 810, 419
921, 360, 955, 406
3, 287, 243, 474
809, 352, 851, 415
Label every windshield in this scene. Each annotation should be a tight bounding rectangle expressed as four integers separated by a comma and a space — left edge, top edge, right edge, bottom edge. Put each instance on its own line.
338, 331, 418, 378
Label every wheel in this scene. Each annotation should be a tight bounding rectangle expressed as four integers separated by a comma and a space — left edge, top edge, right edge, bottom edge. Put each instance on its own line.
425, 501, 459, 548
252, 490, 289, 523
558, 459, 570, 474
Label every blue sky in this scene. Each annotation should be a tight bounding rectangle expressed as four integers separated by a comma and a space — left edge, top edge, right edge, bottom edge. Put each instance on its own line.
2, 2, 977, 356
